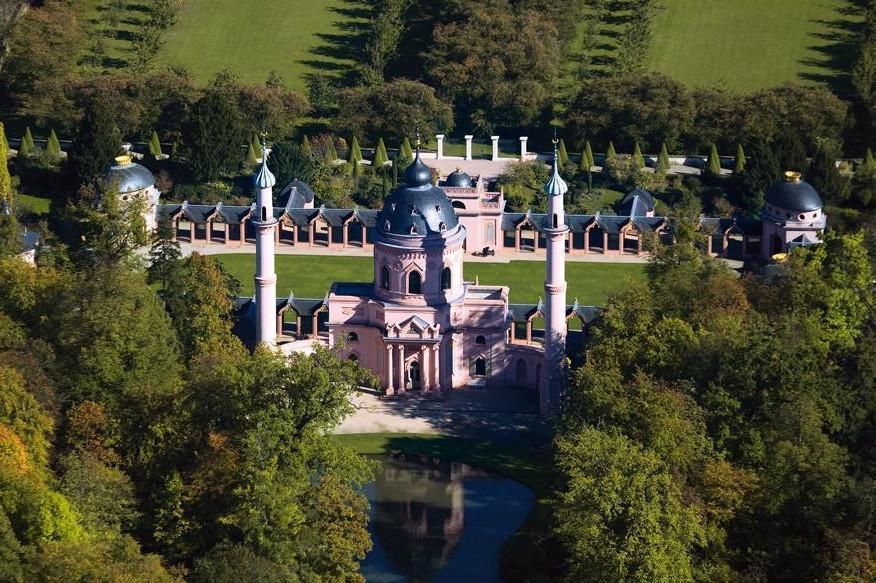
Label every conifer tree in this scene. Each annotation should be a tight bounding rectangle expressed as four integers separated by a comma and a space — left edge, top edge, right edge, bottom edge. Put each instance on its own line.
558, 138, 569, 166
251, 133, 262, 157
584, 141, 594, 169
326, 139, 339, 164
245, 143, 258, 166
705, 143, 721, 176
71, 97, 122, 184
401, 137, 413, 159
373, 137, 388, 169
350, 135, 363, 162
301, 135, 312, 156
19, 127, 35, 157
0, 122, 11, 207
47, 129, 62, 158
148, 131, 163, 159
734, 144, 747, 174
632, 142, 645, 169
606, 140, 617, 160
865, 147, 875, 169
656, 143, 670, 174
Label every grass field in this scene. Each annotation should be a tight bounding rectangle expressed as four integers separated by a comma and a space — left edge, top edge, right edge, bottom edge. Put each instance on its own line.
213, 254, 645, 305
646, 0, 856, 91
15, 194, 51, 216
158, 0, 366, 90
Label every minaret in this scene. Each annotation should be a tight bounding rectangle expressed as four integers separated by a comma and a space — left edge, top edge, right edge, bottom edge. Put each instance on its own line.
542, 139, 569, 414
253, 142, 278, 346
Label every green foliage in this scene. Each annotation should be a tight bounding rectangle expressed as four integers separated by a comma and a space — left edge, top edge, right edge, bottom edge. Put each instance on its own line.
245, 143, 258, 167
774, 130, 808, 172
401, 136, 413, 159
349, 135, 362, 162
606, 140, 616, 160
46, 129, 62, 159
733, 143, 746, 174
0, 123, 11, 206
251, 133, 262, 157
70, 98, 121, 185
632, 141, 645, 169
865, 147, 875, 169
0, 367, 53, 469
373, 137, 388, 168
554, 427, 704, 583
808, 145, 849, 204
184, 90, 246, 182
580, 141, 594, 172
300, 135, 311, 157
267, 140, 314, 187
656, 143, 670, 174
705, 143, 721, 176
558, 138, 569, 166
148, 131, 163, 159
58, 452, 139, 534
18, 127, 36, 158
737, 140, 779, 215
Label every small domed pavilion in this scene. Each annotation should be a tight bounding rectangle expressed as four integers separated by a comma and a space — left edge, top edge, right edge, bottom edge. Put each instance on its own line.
761, 171, 826, 260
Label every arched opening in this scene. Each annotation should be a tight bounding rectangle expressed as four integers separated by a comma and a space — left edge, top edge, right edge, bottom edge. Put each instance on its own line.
516, 359, 527, 383
261, 206, 267, 221
348, 354, 358, 362
347, 331, 358, 342
474, 357, 486, 377
452, 200, 466, 210
475, 335, 486, 345
552, 213, 558, 228
771, 234, 784, 256
408, 360, 421, 390
441, 267, 451, 290
381, 266, 390, 290
408, 271, 422, 294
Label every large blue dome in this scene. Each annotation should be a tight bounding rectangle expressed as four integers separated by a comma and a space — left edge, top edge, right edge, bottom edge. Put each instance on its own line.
765, 172, 823, 212
103, 156, 155, 194
378, 153, 458, 237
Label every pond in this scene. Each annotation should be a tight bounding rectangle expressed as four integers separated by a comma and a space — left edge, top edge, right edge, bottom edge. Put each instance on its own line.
362, 454, 534, 583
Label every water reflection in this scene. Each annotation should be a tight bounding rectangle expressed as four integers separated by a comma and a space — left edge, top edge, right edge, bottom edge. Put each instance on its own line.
362, 454, 534, 583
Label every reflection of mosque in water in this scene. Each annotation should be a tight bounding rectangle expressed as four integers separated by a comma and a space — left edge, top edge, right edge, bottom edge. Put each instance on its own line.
371, 454, 492, 582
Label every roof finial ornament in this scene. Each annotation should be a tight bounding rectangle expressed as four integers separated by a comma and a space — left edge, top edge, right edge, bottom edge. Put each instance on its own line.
544, 127, 568, 196
415, 126, 421, 154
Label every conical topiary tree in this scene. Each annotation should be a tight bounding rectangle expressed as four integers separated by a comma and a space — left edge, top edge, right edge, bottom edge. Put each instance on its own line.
606, 140, 617, 160
46, 128, 62, 158
583, 141, 594, 169
656, 143, 670, 174
865, 147, 875, 169
734, 144, 746, 174
632, 141, 645, 169
705, 143, 721, 176
148, 130, 163, 159
558, 138, 569, 166
19, 126, 36, 157
245, 143, 259, 166
251, 133, 262, 157
373, 137, 388, 169
0, 122, 11, 207
301, 135, 312, 156
326, 139, 339, 164
350, 135, 363, 162
401, 137, 413, 159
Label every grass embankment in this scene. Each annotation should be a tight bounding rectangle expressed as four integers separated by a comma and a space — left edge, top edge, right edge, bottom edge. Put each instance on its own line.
212, 254, 645, 305
158, 0, 366, 90
334, 432, 555, 581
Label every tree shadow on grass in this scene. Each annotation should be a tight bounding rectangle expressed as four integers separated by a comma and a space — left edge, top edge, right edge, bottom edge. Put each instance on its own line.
298, 0, 371, 86
798, 0, 866, 98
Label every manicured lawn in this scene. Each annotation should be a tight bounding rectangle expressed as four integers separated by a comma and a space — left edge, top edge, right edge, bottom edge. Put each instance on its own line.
15, 194, 51, 216
158, 0, 367, 90
647, 0, 856, 91
212, 253, 645, 305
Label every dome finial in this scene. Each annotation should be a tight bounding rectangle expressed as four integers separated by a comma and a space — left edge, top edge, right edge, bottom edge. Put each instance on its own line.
253, 131, 276, 189
544, 130, 568, 197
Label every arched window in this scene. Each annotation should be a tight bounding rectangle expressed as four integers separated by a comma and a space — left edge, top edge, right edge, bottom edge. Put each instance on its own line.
474, 357, 486, 377
381, 266, 390, 290
261, 206, 267, 221
408, 271, 422, 294
452, 200, 466, 210
441, 267, 452, 290
553, 214, 558, 228
347, 331, 358, 342
475, 335, 486, 345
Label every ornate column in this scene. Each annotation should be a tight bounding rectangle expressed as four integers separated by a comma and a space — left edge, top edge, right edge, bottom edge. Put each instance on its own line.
515, 228, 521, 252
171, 218, 178, 241
431, 344, 439, 391
386, 344, 394, 395
253, 147, 278, 346
637, 233, 643, 254
464, 135, 474, 160
206, 221, 212, 244
436, 134, 445, 159
421, 345, 430, 392
311, 314, 318, 338
602, 231, 608, 253
584, 229, 590, 253
491, 136, 500, 161
526, 320, 532, 344
189, 221, 195, 242
276, 313, 283, 337
519, 136, 528, 161
342, 223, 349, 247
510, 321, 516, 343
397, 344, 406, 393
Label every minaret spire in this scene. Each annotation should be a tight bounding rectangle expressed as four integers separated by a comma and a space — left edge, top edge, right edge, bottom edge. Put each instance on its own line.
253, 135, 278, 346
542, 135, 569, 414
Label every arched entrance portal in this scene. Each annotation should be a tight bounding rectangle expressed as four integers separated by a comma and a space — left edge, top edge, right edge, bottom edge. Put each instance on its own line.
408, 360, 421, 391
771, 234, 784, 256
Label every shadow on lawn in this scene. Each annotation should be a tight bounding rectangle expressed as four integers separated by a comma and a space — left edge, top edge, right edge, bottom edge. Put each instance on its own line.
799, 0, 866, 98
299, 0, 371, 86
